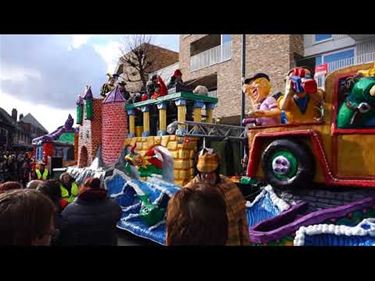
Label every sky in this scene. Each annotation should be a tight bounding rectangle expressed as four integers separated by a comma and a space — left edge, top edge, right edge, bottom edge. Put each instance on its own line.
0, 34, 179, 132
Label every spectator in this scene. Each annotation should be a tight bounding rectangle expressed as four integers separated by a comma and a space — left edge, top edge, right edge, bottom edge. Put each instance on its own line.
184, 148, 250, 246
166, 183, 228, 246
37, 180, 64, 212
31, 162, 49, 181
59, 172, 79, 206
59, 177, 121, 245
0, 181, 23, 193
37, 180, 65, 245
26, 180, 43, 190
0, 189, 56, 246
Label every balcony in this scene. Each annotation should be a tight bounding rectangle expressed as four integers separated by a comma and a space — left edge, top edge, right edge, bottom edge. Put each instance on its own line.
327, 52, 375, 72
348, 35, 375, 41
190, 41, 232, 71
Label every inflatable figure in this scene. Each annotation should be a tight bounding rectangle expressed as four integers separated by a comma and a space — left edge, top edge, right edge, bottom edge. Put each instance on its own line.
279, 67, 324, 124
337, 76, 375, 128
242, 73, 280, 126
100, 73, 119, 98
124, 144, 174, 182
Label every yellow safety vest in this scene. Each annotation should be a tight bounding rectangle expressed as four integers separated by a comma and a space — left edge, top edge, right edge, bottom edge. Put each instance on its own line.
35, 169, 48, 180
60, 182, 79, 203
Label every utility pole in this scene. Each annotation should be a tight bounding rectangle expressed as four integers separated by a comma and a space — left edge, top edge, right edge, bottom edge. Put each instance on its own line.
240, 34, 246, 175
240, 34, 246, 125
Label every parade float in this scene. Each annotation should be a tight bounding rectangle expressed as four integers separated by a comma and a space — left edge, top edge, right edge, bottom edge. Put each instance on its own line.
32, 114, 78, 167
245, 62, 375, 189
65, 61, 375, 246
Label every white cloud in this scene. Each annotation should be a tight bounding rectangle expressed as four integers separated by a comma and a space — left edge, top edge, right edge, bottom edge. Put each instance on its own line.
1, 91, 75, 133
70, 35, 94, 49
1, 63, 42, 82
93, 40, 123, 73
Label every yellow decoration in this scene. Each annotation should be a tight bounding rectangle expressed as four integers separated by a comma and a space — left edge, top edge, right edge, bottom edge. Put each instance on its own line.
129, 115, 135, 136
167, 141, 178, 150
206, 108, 213, 123
193, 107, 202, 122
143, 111, 150, 134
159, 108, 167, 132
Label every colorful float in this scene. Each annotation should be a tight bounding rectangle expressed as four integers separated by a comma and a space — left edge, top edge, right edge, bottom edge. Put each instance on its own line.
63, 62, 375, 246
32, 114, 78, 167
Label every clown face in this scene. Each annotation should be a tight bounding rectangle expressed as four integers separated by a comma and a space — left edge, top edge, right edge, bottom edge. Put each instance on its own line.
244, 78, 271, 105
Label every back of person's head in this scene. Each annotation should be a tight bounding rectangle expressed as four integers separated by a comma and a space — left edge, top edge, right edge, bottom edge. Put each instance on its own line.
37, 180, 61, 206
83, 177, 101, 189
166, 183, 228, 246
0, 189, 56, 246
0, 181, 23, 193
26, 180, 43, 190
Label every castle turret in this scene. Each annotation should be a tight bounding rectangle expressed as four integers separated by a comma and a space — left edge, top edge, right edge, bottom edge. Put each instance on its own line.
102, 86, 128, 166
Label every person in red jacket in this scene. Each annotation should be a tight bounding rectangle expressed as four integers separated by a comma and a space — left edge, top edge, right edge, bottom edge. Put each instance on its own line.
151, 76, 168, 99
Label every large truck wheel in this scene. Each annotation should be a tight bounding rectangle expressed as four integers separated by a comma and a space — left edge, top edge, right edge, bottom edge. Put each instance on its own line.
261, 139, 315, 188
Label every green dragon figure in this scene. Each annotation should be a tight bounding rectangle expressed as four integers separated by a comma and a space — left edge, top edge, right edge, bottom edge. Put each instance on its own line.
337, 76, 375, 128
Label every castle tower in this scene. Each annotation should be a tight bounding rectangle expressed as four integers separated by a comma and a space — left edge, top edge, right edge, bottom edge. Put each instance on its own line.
102, 86, 128, 166
77, 86, 103, 167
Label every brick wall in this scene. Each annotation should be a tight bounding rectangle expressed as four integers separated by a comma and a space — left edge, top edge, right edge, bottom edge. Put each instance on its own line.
124, 135, 198, 186
78, 98, 103, 167
102, 102, 128, 166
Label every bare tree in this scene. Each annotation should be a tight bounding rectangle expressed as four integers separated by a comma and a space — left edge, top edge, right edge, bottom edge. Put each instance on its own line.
119, 35, 155, 91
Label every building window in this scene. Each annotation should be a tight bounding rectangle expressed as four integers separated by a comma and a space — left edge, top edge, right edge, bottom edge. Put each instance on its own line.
322, 49, 355, 64
315, 34, 332, 43
221, 35, 232, 44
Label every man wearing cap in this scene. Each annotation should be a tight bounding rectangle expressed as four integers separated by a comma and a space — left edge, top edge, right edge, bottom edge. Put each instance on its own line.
184, 148, 250, 246
242, 73, 281, 126
167, 69, 191, 92
31, 162, 49, 181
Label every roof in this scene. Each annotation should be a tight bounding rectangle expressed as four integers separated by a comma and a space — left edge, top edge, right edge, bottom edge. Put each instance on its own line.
83, 86, 93, 100
0, 107, 18, 128
20, 113, 48, 133
103, 86, 125, 104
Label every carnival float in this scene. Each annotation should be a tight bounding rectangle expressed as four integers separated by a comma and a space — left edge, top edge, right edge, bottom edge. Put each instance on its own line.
42, 61, 375, 246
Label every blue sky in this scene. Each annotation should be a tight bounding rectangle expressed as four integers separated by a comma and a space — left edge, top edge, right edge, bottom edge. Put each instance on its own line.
0, 34, 179, 132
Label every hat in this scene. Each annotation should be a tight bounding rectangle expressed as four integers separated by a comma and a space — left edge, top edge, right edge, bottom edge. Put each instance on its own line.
196, 148, 220, 173
173, 69, 182, 77
244, 73, 270, 84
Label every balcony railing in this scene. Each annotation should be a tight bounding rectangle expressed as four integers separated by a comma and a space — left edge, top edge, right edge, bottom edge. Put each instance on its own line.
327, 52, 375, 72
190, 41, 232, 71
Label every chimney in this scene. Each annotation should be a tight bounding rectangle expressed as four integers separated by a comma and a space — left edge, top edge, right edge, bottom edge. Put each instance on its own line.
19, 113, 24, 121
11, 108, 17, 121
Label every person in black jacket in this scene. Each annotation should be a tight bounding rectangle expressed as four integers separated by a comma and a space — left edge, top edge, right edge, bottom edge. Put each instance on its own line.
59, 177, 121, 246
